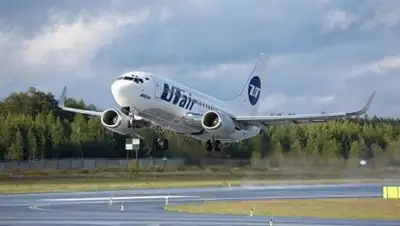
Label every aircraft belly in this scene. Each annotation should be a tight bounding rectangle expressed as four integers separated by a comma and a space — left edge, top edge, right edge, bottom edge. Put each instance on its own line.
188, 133, 234, 143
139, 108, 203, 134
137, 104, 244, 143
142, 108, 176, 121
138, 110, 240, 143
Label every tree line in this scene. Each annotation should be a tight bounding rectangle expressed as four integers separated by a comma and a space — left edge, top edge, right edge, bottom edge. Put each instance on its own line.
0, 87, 400, 167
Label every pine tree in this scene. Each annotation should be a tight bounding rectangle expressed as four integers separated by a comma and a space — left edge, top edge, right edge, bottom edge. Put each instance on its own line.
70, 114, 89, 158
13, 130, 24, 160
28, 127, 37, 161
52, 117, 65, 158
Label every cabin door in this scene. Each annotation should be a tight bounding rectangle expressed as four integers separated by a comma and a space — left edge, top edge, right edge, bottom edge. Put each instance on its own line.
154, 79, 163, 99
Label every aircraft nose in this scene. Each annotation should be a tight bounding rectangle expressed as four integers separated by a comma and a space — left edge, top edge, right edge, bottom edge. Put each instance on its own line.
111, 80, 131, 107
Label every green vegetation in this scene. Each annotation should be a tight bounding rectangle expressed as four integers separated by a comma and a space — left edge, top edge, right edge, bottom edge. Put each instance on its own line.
0, 178, 233, 194
165, 198, 400, 220
1, 163, 396, 194
0, 173, 392, 194
1, 87, 400, 185
1, 87, 399, 195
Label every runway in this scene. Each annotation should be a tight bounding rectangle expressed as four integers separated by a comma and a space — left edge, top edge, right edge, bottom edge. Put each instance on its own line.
0, 182, 399, 226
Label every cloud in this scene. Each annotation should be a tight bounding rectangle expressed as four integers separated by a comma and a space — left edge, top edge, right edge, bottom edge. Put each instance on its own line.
22, 9, 150, 73
349, 56, 400, 77
323, 9, 357, 32
1, 0, 400, 117
360, 1, 400, 30
260, 93, 335, 114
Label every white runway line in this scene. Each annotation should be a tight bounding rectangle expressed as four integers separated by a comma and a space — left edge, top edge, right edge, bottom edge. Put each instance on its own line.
42, 195, 198, 202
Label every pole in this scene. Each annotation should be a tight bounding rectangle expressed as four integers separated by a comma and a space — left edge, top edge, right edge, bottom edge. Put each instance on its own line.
135, 148, 139, 168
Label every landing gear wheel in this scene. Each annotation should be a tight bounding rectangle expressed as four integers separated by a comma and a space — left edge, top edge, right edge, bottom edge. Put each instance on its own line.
214, 140, 222, 152
206, 140, 213, 152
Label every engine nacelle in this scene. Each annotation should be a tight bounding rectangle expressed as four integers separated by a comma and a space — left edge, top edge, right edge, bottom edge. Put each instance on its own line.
101, 109, 133, 135
201, 110, 236, 136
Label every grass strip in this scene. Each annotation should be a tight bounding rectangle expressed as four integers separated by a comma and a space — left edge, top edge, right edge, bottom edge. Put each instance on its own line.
0, 177, 394, 194
165, 198, 400, 220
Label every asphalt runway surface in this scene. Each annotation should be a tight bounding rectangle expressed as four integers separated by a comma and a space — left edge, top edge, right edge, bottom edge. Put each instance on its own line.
1, 183, 399, 226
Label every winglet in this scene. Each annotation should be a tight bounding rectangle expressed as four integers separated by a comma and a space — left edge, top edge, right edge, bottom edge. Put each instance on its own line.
347, 91, 376, 116
58, 86, 67, 108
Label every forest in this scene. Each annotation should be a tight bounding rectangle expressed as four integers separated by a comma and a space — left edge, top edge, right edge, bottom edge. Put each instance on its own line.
1, 87, 400, 168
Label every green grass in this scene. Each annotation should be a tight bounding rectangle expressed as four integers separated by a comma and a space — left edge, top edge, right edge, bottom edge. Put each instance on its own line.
0, 177, 395, 194
0, 179, 231, 194
1, 165, 399, 194
165, 198, 400, 220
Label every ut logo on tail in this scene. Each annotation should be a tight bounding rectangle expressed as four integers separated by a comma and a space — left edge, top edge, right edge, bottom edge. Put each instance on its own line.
248, 76, 261, 106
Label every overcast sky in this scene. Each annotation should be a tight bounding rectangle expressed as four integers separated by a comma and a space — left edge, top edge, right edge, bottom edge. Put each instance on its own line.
1, 0, 399, 117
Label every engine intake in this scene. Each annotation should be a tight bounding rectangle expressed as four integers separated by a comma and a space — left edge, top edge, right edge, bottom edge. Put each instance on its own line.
100, 109, 151, 135
201, 111, 236, 136
101, 109, 123, 127
100, 109, 132, 135
202, 111, 220, 129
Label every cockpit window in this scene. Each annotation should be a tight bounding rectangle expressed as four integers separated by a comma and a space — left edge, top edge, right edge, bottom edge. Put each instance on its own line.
117, 76, 133, 81
117, 73, 150, 84
134, 77, 144, 84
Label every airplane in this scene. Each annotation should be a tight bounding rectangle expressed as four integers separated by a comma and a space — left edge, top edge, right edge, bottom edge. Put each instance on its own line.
57, 53, 376, 152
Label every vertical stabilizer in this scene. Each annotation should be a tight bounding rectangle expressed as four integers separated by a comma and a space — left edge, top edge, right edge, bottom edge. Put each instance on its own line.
225, 53, 269, 116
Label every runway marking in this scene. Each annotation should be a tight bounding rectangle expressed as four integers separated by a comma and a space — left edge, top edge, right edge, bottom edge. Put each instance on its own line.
29, 195, 197, 212
8, 184, 395, 226
28, 193, 380, 213
29, 203, 51, 211
41, 195, 198, 202
166, 194, 381, 203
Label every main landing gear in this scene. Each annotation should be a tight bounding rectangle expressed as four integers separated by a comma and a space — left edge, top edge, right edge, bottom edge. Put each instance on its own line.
206, 139, 222, 152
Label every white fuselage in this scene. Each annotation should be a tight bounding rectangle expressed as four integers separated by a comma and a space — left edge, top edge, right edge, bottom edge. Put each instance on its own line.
111, 71, 260, 143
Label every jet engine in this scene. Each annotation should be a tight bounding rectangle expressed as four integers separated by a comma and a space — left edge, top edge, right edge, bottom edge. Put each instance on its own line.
201, 111, 236, 136
100, 109, 133, 135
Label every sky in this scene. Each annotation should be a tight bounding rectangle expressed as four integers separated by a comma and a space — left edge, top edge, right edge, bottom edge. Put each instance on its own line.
1, 0, 400, 117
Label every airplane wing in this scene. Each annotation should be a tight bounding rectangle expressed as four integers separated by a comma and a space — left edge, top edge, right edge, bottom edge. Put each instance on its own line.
57, 86, 103, 117
234, 91, 376, 125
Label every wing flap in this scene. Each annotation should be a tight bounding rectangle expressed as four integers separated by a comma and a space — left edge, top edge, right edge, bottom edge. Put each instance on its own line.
58, 86, 103, 117
235, 91, 376, 124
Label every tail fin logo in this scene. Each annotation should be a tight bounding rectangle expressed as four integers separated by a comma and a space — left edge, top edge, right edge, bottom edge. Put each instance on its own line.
248, 76, 261, 106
